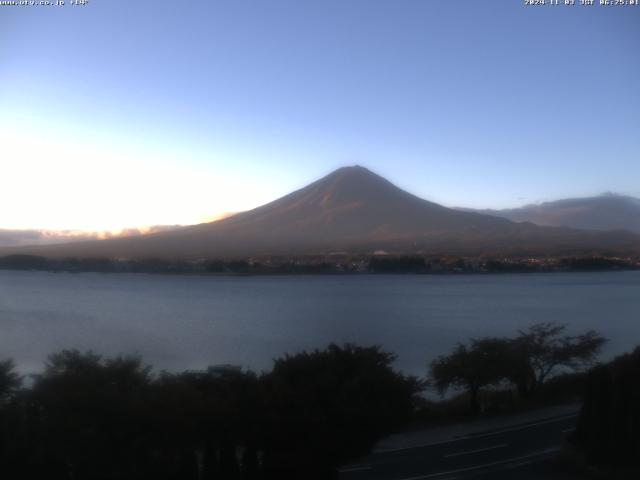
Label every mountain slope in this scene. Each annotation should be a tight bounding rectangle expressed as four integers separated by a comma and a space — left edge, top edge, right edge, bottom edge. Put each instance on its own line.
467, 194, 640, 233
2, 167, 639, 259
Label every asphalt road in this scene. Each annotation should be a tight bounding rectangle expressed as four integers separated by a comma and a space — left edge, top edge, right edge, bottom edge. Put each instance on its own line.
339, 413, 578, 480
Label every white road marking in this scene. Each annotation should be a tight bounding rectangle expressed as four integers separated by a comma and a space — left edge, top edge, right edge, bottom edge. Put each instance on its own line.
561, 428, 575, 433
380, 413, 578, 453
393, 447, 562, 480
443, 443, 508, 458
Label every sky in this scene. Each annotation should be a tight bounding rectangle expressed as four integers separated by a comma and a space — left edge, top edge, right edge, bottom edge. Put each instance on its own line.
1, 0, 639, 231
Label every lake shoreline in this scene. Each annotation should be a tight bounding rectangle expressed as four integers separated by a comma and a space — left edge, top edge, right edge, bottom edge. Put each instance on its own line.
0, 255, 638, 277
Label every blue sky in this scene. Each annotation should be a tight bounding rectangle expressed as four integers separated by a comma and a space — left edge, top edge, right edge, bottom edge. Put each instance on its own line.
1, 0, 639, 230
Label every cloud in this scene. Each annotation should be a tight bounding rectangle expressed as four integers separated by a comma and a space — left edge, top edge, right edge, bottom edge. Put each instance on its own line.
0, 225, 187, 248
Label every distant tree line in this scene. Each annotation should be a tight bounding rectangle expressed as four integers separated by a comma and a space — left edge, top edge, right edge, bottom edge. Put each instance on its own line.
0, 344, 422, 480
559, 257, 634, 271
0, 254, 637, 276
368, 257, 429, 273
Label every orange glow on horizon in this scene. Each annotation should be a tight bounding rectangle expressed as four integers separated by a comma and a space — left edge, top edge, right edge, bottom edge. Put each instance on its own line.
197, 212, 238, 224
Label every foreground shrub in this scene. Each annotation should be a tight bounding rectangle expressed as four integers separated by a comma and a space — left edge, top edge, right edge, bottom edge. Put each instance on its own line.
575, 347, 640, 468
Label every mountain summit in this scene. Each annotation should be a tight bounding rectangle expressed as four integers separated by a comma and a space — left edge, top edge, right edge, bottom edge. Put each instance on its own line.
2, 167, 639, 259
217, 165, 514, 243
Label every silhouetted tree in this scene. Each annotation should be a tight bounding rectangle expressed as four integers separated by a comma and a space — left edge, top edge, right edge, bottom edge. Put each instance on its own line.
430, 324, 608, 413
0, 358, 23, 478
429, 338, 511, 414
0, 359, 21, 404
511, 322, 607, 397
262, 343, 422, 480
27, 350, 154, 480
168, 367, 264, 479
575, 346, 640, 468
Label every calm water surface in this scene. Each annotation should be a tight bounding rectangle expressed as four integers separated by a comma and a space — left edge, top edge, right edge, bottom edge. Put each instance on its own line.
1, 270, 638, 376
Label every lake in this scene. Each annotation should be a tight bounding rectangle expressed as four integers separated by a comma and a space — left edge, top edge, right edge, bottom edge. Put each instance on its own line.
1, 270, 638, 377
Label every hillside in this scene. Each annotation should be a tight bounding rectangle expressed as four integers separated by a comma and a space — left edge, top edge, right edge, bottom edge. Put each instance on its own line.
466, 194, 640, 233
